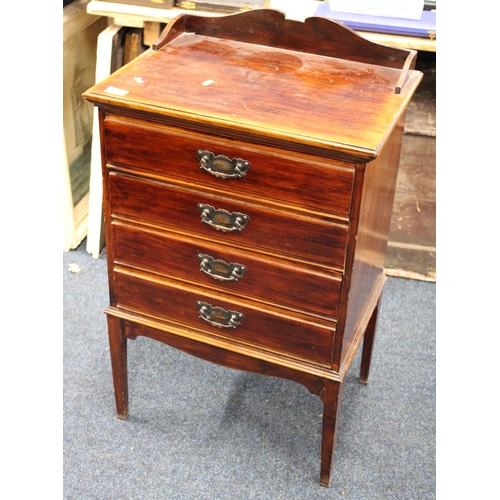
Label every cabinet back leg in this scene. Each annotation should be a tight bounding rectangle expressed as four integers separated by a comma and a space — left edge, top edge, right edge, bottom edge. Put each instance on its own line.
107, 315, 129, 419
359, 300, 381, 384
319, 379, 344, 487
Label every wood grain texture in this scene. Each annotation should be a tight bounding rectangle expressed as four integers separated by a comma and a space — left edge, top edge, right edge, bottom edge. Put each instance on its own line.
111, 221, 343, 319
386, 52, 435, 280
359, 298, 381, 384
339, 116, 405, 369
108, 172, 350, 269
104, 113, 356, 218
113, 267, 336, 366
106, 315, 129, 419
83, 9, 422, 487
154, 9, 414, 69
320, 379, 344, 487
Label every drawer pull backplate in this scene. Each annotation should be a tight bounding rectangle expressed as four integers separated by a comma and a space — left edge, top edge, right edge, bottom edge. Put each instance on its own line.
197, 253, 247, 281
197, 149, 251, 179
197, 203, 250, 232
196, 301, 244, 328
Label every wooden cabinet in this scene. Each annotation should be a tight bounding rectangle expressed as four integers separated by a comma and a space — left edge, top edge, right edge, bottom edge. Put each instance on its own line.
83, 9, 422, 487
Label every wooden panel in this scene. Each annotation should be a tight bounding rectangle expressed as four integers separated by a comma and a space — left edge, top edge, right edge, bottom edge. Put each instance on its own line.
389, 134, 436, 248
108, 172, 350, 269
386, 133, 436, 280
155, 9, 413, 68
104, 114, 356, 217
386, 52, 436, 281
337, 116, 405, 368
112, 221, 342, 318
63, 10, 107, 175
63, 1, 108, 250
114, 268, 335, 366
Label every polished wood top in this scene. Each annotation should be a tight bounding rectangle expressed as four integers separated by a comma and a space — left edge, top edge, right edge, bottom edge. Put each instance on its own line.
84, 10, 422, 159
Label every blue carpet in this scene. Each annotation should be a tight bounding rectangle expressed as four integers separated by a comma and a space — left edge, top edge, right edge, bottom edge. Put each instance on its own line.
63, 242, 435, 499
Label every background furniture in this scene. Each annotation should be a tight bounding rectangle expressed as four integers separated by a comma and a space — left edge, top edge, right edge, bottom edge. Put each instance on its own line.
385, 50, 435, 280
63, 0, 108, 251
83, 10, 422, 486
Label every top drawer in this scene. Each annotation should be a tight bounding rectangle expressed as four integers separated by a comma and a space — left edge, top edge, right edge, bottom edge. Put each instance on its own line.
104, 114, 355, 218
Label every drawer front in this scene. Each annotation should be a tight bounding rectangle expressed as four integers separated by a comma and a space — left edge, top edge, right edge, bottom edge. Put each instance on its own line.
109, 173, 349, 270
114, 269, 335, 367
104, 114, 355, 217
112, 222, 342, 319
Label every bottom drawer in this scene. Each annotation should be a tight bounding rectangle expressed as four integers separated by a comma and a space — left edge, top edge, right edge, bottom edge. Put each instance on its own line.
114, 268, 335, 367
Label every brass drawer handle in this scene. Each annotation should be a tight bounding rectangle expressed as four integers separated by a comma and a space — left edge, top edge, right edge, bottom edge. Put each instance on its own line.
197, 149, 251, 179
197, 253, 247, 281
197, 203, 250, 232
196, 301, 244, 328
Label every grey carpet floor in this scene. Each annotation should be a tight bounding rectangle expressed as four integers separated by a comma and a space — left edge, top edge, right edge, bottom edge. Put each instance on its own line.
63, 241, 435, 499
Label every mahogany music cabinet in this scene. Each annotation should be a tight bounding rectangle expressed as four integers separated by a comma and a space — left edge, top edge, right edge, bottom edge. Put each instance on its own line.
83, 9, 422, 487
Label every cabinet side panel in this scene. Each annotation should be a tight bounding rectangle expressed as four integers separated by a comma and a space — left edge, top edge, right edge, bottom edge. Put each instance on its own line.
99, 108, 118, 306
340, 115, 405, 366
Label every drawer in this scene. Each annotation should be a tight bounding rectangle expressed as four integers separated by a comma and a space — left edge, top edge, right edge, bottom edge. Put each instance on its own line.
109, 172, 349, 270
112, 221, 342, 319
114, 268, 335, 367
104, 114, 355, 218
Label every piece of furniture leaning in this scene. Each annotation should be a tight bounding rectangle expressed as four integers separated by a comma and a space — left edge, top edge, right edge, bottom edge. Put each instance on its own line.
83, 9, 422, 487
63, 0, 108, 251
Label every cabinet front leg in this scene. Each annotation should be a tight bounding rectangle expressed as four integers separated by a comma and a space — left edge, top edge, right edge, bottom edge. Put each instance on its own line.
107, 315, 129, 420
359, 299, 381, 384
319, 379, 344, 487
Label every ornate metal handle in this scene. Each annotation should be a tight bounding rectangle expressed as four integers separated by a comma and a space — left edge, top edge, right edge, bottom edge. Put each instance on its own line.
197, 149, 251, 179
197, 204, 250, 232
197, 254, 247, 281
196, 301, 244, 328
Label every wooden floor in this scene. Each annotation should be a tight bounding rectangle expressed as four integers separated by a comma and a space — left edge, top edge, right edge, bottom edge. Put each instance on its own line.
386, 51, 436, 281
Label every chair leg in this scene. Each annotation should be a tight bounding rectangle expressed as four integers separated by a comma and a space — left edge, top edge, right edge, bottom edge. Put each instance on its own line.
107, 315, 129, 419
319, 379, 344, 487
359, 300, 381, 385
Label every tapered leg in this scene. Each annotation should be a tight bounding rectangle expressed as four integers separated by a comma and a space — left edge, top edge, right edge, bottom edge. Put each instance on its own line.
359, 300, 381, 384
319, 379, 344, 487
107, 315, 129, 419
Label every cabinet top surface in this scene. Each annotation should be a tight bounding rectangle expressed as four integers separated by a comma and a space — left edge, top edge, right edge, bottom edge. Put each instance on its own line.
84, 10, 422, 156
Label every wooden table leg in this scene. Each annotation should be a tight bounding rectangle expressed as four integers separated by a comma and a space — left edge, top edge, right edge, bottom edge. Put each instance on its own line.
319, 379, 344, 487
107, 315, 129, 420
359, 299, 381, 384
